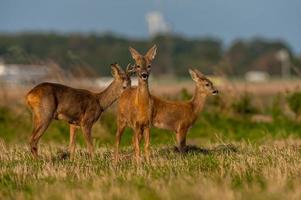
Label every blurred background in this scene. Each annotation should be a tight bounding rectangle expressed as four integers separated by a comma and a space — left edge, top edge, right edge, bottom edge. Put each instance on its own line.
1, 0, 301, 145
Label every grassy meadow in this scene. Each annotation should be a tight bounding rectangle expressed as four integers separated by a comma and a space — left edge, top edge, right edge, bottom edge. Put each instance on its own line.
1, 82, 301, 199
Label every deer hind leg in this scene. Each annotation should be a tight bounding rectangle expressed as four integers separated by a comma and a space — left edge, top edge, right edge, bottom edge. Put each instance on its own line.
81, 124, 94, 158
69, 125, 77, 159
176, 128, 188, 153
114, 120, 126, 162
29, 113, 52, 158
143, 127, 150, 163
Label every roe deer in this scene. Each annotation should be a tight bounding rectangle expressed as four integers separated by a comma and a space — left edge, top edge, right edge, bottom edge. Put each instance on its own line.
115, 45, 157, 163
26, 63, 132, 159
115, 68, 218, 154
151, 68, 218, 152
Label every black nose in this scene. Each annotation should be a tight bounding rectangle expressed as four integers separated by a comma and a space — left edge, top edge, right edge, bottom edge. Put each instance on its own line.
141, 72, 148, 79
212, 90, 218, 95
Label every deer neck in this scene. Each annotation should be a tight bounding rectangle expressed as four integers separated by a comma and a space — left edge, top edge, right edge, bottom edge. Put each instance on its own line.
136, 78, 150, 104
97, 80, 120, 110
190, 86, 207, 115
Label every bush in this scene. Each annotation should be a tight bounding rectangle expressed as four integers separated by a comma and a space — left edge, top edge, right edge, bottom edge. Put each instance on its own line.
286, 91, 301, 119
268, 93, 285, 119
209, 93, 231, 114
180, 88, 192, 100
232, 93, 258, 115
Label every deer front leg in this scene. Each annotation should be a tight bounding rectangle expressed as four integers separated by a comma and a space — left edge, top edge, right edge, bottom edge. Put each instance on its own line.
133, 127, 142, 164
176, 128, 188, 153
69, 125, 77, 159
114, 120, 126, 162
81, 124, 94, 158
143, 127, 150, 163
138, 133, 143, 144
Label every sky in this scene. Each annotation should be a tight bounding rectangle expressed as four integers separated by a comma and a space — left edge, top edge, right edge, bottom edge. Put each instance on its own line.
0, 0, 301, 53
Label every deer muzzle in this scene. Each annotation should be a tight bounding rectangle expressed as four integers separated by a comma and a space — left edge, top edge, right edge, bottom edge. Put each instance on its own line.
140, 72, 149, 80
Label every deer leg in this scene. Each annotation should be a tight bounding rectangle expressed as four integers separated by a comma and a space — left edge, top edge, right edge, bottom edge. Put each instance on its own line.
131, 132, 143, 145
143, 127, 150, 163
138, 132, 143, 144
81, 125, 94, 158
29, 114, 52, 158
176, 128, 188, 153
114, 120, 126, 162
68, 125, 77, 159
133, 127, 142, 164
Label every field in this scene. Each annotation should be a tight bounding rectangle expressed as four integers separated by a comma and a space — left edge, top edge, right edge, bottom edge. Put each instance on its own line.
1, 139, 301, 200
1, 80, 301, 199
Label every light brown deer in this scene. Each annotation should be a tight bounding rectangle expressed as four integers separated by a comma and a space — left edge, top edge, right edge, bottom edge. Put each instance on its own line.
115, 45, 157, 163
151, 68, 218, 152
115, 68, 218, 155
26, 63, 132, 159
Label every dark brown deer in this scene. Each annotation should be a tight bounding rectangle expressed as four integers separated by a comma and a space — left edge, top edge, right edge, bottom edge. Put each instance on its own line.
26, 63, 132, 159
115, 45, 157, 163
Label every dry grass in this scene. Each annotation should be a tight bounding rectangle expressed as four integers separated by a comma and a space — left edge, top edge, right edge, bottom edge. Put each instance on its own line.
0, 139, 301, 200
1, 78, 301, 199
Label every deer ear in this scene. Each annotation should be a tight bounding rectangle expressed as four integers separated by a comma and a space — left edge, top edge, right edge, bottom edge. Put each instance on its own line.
145, 45, 157, 61
129, 47, 141, 61
194, 69, 205, 78
126, 63, 135, 76
111, 63, 122, 78
189, 68, 199, 82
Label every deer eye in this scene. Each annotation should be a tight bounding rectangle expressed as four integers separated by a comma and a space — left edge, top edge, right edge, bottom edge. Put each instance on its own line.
147, 65, 151, 69
136, 65, 141, 69
205, 83, 210, 87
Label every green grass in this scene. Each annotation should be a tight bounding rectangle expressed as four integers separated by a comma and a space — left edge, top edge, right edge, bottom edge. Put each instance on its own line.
2, 105, 301, 146
1, 105, 301, 199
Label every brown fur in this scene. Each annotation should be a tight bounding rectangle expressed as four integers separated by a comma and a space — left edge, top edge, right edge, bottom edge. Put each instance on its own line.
151, 68, 218, 151
26, 64, 132, 159
115, 68, 218, 154
115, 45, 157, 163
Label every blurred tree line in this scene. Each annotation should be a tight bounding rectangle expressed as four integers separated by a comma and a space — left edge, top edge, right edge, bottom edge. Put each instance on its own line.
0, 33, 300, 77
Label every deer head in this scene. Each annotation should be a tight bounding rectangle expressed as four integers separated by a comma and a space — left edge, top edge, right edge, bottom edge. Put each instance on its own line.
110, 63, 132, 91
129, 45, 157, 81
189, 68, 218, 95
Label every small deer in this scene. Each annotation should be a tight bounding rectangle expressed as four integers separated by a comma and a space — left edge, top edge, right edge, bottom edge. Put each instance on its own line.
26, 63, 132, 159
115, 45, 157, 163
115, 68, 218, 154
151, 68, 218, 152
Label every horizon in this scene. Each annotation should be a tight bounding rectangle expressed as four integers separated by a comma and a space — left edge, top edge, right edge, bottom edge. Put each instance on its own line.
0, 31, 295, 56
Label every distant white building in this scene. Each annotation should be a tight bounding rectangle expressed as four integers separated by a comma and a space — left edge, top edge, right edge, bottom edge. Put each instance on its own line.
0, 63, 49, 84
245, 71, 270, 82
95, 77, 138, 88
146, 11, 170, 36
